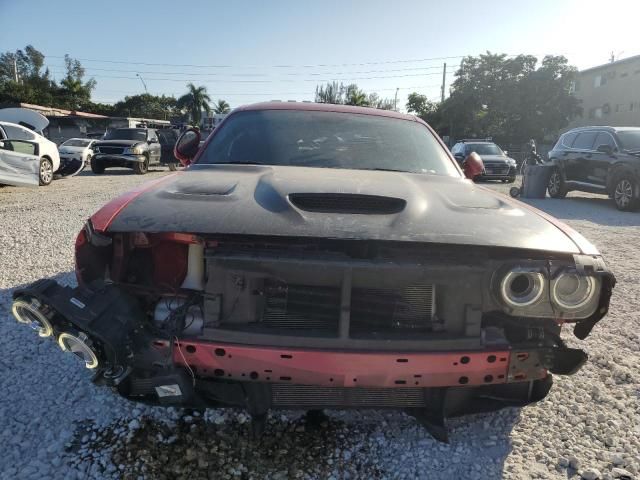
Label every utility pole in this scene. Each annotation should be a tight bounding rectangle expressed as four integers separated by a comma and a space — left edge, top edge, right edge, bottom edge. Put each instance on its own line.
440, 62, 447, 103
394, 87, 399, 111
136, 73, 148, 93
13, 57, 19, 83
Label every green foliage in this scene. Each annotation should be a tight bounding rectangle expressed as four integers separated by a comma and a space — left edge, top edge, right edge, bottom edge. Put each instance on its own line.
314, 82, 395, 110
436, 52, 581, 143
177, 83, 211, 126
405, 92, 439, 123
213, 99, 231, 114
111, 94, 177, 119
0, 45, 97, 111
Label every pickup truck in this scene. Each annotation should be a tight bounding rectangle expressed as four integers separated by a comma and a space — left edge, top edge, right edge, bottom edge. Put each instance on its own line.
91, 128, 161, 175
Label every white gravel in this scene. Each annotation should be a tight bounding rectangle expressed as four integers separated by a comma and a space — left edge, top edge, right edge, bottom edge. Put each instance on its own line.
0, 172, 638, 479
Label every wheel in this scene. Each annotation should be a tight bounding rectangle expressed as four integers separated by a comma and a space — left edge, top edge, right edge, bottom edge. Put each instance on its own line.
612, 172, 639, 211
547, 169, 567, 199
133, 156, 149, 175
509, 186, 521, 198
39, 157, 53, 186
90, 157, 105, 174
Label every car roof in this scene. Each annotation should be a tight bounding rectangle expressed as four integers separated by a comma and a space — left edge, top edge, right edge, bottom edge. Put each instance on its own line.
565, 126, 618, 134
234, 101, 418, 121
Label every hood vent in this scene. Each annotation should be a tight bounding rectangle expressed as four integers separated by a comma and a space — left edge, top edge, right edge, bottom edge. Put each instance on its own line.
289, 193, 406, 214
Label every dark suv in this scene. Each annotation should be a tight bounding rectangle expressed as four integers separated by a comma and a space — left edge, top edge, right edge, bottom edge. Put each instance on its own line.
450, 140, 517, 182
547, 126, 640, 211
91, 128, 162, 175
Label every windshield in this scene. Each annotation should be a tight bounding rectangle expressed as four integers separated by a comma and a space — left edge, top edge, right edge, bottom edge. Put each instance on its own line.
465, 143, 503, 156
104, 129, 147, 141
198, 110, 459, 176
61, 139, 91, 147
617, 130, 640, 152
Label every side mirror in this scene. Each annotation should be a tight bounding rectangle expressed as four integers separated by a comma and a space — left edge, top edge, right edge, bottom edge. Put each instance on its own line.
174, 128, 201, 166
596, 144, 613, 155
463, 152, 484, 180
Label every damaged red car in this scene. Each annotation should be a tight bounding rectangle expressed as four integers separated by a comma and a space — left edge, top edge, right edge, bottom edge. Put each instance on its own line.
11, 103, 615, 441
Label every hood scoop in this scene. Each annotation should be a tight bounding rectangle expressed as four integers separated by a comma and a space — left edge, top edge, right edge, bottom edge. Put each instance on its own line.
289, 193, 406, 214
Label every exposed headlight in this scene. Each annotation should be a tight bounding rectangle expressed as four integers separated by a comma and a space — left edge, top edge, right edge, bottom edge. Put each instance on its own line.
551, 272, 597, 310
500, 270, 545, 308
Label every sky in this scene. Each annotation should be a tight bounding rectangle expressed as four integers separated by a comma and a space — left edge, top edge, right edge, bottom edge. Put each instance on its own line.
1, 0, 639, 112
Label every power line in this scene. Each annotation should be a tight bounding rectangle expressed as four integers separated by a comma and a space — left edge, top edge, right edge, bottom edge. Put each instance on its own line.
45, 70, 446, 83
44, 54, 466, 69
44, 63, 455, 77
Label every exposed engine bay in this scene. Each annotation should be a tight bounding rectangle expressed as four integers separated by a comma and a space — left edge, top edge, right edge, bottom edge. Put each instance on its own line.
11, 223, 615, 441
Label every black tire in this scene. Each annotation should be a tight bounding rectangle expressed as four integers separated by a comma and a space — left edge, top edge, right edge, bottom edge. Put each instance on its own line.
547, 169, 567, 199
611, 171, 640, 211
509, 186, 521, 198
39, 157, 53, 186
90, 157, 105, 174
133, 156, 149, 175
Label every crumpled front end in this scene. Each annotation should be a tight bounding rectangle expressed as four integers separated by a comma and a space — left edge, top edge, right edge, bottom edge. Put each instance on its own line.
10, 222, 615, 440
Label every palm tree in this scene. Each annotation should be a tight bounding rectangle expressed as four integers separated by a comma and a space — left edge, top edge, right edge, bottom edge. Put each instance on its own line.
345, 88, 368, 107
214, 99, 231, 114
177, 83, 211, 126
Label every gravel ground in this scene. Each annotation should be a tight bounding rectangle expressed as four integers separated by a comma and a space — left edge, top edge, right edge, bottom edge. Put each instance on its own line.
0, 171, 638, 480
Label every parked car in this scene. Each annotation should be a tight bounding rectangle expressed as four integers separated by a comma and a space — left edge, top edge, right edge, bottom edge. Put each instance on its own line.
0, 108, 60, 186
547, 126, 640, 211
11, 103, 614, 441
0, 139, 42, 187
57, 138, 96, 177
450, 140, 517, 182
90, 128, 161, 175
157, 128, 181, 171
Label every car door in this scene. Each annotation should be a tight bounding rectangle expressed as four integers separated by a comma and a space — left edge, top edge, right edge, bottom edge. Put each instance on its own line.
568, 131, 598, 183
588, 131, 618, 186
147, 129, 161, 163
0, 139, 40, 187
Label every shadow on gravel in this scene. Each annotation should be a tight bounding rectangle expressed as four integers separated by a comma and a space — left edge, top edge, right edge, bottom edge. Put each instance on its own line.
520, 196, 640, 227
75, 412, 386, 480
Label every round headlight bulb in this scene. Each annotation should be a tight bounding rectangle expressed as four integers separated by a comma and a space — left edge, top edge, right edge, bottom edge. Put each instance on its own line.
500, 271, 545, 308
552, 273, 596, 310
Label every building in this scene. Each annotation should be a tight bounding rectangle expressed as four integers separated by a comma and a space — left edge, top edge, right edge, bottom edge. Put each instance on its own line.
568, 55, 640, 128
0, 102, 171, 144
201, 112, 228, 130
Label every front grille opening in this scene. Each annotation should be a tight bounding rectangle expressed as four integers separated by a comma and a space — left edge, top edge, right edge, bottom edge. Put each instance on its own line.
350, 284, 435, 334
289, 193, 406, 214
261, 280, 340, 332
97, 146, 124, 155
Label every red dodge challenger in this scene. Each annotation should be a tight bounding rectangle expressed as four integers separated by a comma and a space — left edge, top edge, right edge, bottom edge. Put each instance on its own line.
11, 102, 614, 441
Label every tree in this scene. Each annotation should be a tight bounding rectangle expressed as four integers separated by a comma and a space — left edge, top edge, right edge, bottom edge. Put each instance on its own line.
438, 51, 580, 143
213, 99, 231, 114
344, 84, 368, 106
59, 54, 96, 110
112, 94, 177, 118
177, 83, 211, 126
406, 93, 438, 122
314, 82, 394, 109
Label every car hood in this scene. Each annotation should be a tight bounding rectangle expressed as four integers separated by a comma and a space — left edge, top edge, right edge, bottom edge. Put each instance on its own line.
94, 139, 142, 147
104, 164, 592, 254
